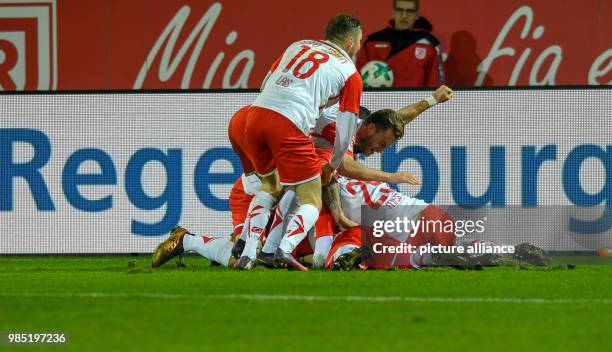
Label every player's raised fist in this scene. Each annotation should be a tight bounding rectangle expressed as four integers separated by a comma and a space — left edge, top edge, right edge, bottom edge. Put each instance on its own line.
433, 85, 453, 103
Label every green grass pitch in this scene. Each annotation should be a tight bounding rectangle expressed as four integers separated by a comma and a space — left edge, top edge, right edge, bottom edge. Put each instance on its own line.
0, 255, 610, 351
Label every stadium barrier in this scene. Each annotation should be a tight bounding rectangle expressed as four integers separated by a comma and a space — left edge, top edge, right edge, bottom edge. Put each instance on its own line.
1, 87, 610, 253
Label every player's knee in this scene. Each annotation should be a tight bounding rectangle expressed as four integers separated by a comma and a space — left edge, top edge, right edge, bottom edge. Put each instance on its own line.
299, 193, 322, 211
269, 188, 283, 199
295, 179, 322, 210
265, 184, 284, 199
260, 176, 281, 195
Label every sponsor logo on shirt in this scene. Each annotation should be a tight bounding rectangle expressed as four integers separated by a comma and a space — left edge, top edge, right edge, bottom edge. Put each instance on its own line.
415, 47, 427, 60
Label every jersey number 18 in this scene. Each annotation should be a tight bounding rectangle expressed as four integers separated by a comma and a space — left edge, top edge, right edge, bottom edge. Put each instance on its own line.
283, 45, 330, 79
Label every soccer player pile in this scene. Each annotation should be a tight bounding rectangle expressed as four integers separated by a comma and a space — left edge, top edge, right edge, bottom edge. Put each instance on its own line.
151, 14, 549, 271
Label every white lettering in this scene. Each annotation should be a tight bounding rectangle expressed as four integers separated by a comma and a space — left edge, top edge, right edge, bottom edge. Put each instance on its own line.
476, 6, 563, 86
529, 45, 562, 85
588, 49, 612, 85
476, 6, 533, 86
133, 3, 255, 89
134, 4, 222, 89
222, 50, 254, 88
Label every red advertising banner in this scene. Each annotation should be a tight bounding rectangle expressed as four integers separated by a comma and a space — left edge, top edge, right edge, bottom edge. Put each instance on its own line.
0, 0, 610, 90
423, 0, 612, 86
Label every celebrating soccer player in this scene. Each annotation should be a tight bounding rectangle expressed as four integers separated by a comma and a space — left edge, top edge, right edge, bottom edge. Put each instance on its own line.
233, 14, 365, 270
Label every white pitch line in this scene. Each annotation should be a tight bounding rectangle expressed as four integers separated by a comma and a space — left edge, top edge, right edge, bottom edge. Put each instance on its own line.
1, 292, 610, 305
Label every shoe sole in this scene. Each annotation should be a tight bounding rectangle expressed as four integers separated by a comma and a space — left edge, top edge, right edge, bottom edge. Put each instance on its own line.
275, 253, 308, 272
236, 256, 254, 270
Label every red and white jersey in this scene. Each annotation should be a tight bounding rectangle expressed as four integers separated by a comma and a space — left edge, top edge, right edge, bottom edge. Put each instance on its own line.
254, 39, 363, 168
337, 176, 428, 241
312, 104, 361, 158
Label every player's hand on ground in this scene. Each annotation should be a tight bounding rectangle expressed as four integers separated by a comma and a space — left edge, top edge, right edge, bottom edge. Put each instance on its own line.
433, 85, 453, 104
321, 163, 334, 185
387, 172, 420, 185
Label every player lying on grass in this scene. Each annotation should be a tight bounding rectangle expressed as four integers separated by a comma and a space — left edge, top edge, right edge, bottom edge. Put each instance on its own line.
323, 176, 550, 270
225, 174, 548, 270
150, 142, 402, 269
151, 86, 454, 269
150, 173, 548, 270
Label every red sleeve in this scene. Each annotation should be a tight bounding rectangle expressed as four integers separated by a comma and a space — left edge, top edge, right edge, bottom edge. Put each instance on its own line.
345, 139, 356, 158
261, 54, 283, 89
269, 55, 282, 73
339, 71, 363, 114
320, 123, 337, 145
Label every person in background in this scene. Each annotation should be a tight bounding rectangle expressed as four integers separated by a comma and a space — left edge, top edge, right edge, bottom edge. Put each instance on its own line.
357, 0, 445, 87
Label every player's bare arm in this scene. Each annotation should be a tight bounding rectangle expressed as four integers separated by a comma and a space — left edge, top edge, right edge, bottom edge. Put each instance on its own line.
321, 163, 335, 186
322, 178, 358, 230
397, 85, 454, 124
338, 154, 419, 185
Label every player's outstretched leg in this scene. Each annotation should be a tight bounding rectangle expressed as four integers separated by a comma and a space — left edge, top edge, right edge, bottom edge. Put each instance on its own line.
183, 235, 235, 267
514, 243, 549, 265
455, 240, 549, 267
152, 226, 189, 268
430, 251, 482, 270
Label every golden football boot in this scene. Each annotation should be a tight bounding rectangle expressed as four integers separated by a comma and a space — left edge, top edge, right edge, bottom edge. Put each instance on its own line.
151, 226, 189, 268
